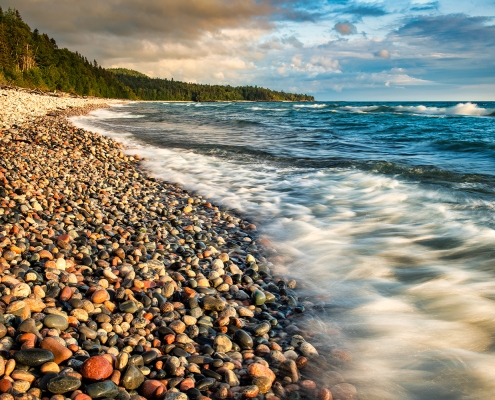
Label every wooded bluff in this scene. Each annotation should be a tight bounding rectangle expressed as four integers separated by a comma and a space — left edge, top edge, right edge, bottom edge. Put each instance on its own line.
0, 8, 314, 102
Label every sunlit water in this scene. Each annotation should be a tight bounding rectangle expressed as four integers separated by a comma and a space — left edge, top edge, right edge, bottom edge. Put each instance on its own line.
72, 101, 495, 400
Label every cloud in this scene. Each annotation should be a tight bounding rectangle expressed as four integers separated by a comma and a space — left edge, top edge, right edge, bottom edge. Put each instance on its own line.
2, 0, 495, 100
4, 0, 275, 40
339, 2, 388, 18
375, 49, 390, 58
410, 1, 439, 11
335, 22, 357, 35
392, 14, 495, 52
280, 35, 304, 48
282, 54, 341, 76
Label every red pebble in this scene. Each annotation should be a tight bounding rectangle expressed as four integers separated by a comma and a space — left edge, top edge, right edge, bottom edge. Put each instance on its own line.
80, 356, 113, 380
0, 379, 12, 393
73, 395, 92, 400
179, 377, 195, 391
141, 380, 166, 400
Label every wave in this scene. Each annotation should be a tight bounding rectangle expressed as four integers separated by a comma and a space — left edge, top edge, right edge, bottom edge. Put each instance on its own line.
294, 104, 327, 109
249, 106, 286, 112
340, 102, 495, 117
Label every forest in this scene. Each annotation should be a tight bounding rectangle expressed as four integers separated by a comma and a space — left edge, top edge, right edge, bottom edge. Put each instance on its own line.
0, 8, 314, 102
108, 68, 314, 102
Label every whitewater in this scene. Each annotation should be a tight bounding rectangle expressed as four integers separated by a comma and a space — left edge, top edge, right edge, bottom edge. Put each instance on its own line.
72, 101, 495, 400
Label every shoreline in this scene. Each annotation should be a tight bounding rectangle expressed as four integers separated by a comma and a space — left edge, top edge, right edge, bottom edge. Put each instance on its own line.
0, 87, 355, 400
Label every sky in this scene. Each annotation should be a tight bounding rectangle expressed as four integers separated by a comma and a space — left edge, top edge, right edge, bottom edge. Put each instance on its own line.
1, 0, 495, 100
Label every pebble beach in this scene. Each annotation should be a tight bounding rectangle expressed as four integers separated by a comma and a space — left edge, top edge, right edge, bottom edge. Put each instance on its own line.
0, 87, 356, 400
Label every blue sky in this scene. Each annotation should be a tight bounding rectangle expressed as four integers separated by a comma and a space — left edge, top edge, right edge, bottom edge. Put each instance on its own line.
3, 0, 495, 100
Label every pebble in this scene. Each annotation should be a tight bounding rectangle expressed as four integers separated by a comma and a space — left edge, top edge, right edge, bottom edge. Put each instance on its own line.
85, 380, 119, 398
81, 356, 113, 380
46, 376, 82, 394
13, 349, 54, 366
40, 337, 73, 364
121, 365, 145, 390
43, 315, 69, 331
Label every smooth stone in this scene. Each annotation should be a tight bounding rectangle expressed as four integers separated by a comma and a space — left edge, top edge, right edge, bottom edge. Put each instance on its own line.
40, 337, 73, 364
14, 349, 54, 366
202, 296, 225, 311
81, 355, 113, 380
225, 370, 239, 387
119, 300, 139, 314
164, 392, 188, 400
253, 322, 271, 336
85, 381, 119, 398
196, 378, 216, 390
234, 329, 253, 350
142, 351, 158, 364
43, 314, 68, 330
121, 364, 144, 390
299, 341, 319, 358
79, 325, 97, 339
187, 356, 213, 365
47, 376, 81, 394
214, 335, 232, 353
251, 289, 266, 306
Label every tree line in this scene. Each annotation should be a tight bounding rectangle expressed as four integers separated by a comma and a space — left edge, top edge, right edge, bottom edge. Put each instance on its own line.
0, 8, 314, 102
108, 68, 314, 102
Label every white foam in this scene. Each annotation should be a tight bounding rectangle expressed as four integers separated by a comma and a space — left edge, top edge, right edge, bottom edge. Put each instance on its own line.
249, 106, 286, 112
294, 104, 327, 108
71, 112, 495, 399
340, 102, 495, 117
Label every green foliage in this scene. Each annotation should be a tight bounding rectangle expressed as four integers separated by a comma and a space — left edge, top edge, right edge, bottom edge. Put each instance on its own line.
0, 8, 314, 102
109, 71, 314, 101
107, 68, 149, 78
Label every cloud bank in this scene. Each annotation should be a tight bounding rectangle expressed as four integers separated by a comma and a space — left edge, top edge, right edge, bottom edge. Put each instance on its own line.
0, 0, 494, 99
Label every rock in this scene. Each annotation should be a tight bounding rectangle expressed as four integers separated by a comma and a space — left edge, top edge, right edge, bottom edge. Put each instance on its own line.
196, 378, 216, 390
119, 300, 139, 314
243, 385, 260, 398
247, 363, 276, 384
169, 320, 186, 334
234, 329, 253, 350
253, 322, 271, 336
91, 290, 109, 304
14, 349, 54, 366
141, 380, 166, 399
202, 296, 225, 311
121, 365, 144, 390
253, 376, 273, 393
214, 335, 232, 353
11, 283, 31, 298
85, 381, 119, 399
47, 376, 81, 394
299, 342, 318, 358
43, 314, 68, 331
252, 289, 266, 306
81, 356, 113, 380
164, 392, 188, 400
40, 337, 73, 364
